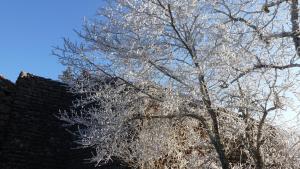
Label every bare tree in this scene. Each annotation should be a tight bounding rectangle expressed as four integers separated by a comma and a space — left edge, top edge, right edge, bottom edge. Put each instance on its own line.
55, 0, 300, 168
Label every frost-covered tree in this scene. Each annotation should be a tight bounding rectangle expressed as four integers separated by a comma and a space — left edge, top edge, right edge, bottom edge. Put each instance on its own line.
55, 0, 300, 168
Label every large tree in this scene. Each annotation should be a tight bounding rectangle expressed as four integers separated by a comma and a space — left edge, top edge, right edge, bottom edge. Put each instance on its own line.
55, 0, 300, 168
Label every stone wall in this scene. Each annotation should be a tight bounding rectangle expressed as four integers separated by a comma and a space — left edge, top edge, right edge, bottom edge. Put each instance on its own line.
0, 72, 129, 169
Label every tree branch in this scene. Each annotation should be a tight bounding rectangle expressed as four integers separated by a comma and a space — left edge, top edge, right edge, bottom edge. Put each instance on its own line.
148, 60, 191, 88
230, 63, 300, 85
263, 0, 286, 8
290, 0, 300, 56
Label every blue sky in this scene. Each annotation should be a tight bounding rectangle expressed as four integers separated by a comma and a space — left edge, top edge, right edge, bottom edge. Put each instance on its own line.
0, 0, 103, 82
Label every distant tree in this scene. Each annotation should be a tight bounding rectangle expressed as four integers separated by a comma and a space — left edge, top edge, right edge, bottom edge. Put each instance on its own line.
55, 0, 300, 168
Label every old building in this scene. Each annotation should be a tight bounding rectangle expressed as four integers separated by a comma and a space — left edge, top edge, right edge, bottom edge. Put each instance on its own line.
0, 72, 128, 169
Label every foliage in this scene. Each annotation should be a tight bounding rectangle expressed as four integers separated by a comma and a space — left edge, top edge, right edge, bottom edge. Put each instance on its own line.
55, 0, 300, 168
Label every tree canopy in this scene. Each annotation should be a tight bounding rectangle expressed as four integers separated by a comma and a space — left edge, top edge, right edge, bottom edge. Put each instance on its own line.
55, 0, 300, 168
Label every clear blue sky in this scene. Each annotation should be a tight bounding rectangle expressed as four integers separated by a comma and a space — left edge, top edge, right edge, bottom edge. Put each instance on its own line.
0, 0, 103, 82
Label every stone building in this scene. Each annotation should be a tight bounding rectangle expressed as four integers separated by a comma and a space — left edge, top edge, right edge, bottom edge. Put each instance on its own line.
0, 72, 128, 169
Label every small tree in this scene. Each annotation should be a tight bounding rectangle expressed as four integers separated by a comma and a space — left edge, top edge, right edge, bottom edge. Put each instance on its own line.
55, 0, 300, 168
